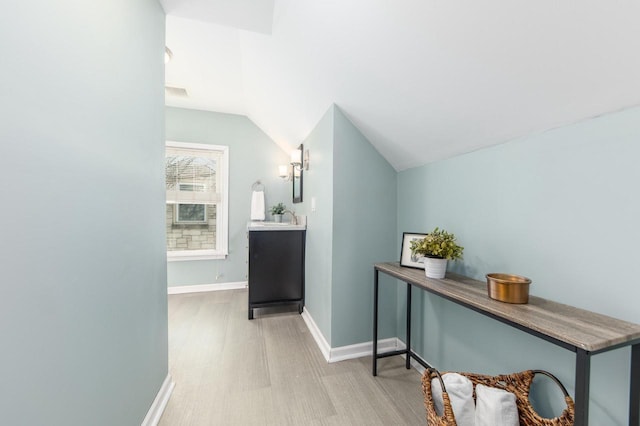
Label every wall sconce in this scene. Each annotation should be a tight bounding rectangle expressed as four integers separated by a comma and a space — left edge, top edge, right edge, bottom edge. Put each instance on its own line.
278, 164, 292, 181
290, 147, 310, 171
290, 149, 302, 170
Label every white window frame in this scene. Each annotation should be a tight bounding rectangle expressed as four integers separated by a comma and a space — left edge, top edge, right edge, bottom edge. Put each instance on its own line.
166, 141, 229, 262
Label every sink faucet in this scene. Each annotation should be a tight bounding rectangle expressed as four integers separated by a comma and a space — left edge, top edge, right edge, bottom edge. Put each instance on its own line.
283, 210, 297, 225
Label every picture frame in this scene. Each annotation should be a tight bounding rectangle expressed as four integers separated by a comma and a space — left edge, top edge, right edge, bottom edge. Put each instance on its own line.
400, 232, 427, 269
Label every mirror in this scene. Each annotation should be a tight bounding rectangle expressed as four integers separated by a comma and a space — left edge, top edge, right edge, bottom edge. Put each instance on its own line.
293, 144, 303, 203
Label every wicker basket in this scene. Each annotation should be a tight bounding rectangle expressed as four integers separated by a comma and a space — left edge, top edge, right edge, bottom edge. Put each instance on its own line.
422, 368, 575, 425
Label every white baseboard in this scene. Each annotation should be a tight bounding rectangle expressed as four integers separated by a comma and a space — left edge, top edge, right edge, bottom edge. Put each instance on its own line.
168, 281, 247, 294
300, 309, 422, 368
329, 337, 400, 363
141, 374, 174, 426
301, 308, 331, 361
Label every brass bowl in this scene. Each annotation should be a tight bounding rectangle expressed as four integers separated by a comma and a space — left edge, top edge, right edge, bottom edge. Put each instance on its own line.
486, 273, 532, 304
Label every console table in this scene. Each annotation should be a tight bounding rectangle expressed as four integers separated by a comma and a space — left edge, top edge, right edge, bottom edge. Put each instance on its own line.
372, 262, 640, 426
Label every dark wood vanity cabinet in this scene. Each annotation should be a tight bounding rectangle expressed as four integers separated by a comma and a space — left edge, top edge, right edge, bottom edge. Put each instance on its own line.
248, 229, 305, 319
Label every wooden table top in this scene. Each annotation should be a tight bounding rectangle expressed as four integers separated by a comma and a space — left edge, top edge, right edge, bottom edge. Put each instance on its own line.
375, 262, 640, 353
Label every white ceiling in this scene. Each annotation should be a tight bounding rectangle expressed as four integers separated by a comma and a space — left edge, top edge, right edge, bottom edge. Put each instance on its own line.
162, 0, 640, 171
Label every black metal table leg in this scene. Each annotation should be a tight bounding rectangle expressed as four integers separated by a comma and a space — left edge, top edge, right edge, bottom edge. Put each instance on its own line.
372, 269, 379, 376
575, 349, 591, 426
406, 283, 412, 369
631, 344, 640, 426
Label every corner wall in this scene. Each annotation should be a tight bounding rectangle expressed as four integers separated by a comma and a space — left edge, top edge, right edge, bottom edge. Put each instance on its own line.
331, 107, 398, 347
397, 106, 640, 424
298, 107, 335, 344
165, 107, 290, 286
0, 1, 167, 424
299, 105, 398, 348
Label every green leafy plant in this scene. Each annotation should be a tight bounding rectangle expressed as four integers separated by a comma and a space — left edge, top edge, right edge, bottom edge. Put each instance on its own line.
269, 202, 286, 215
410, 227, 464, 260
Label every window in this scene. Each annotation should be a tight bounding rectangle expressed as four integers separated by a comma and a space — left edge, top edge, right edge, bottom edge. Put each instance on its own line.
174, 183, 208, 224
174, 204, 207, 224
166, 141, 229, 261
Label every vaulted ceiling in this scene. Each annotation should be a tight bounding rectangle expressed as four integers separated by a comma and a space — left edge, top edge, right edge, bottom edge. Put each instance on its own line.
160, 0, 640, 171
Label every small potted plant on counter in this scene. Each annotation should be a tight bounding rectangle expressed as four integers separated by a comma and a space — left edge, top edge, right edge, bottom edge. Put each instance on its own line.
410, 227, 464, 279
269, 202, 286, 222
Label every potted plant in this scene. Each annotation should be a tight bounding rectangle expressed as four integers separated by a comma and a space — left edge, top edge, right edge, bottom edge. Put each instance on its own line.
410, 227, 464, 279
269, 202, 286, 222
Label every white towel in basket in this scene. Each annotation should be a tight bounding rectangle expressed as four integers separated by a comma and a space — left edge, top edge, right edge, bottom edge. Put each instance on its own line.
475, 384, 518, 426
431, 373, 475, 426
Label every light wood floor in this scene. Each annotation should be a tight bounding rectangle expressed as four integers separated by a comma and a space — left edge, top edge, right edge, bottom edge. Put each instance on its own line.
159, 289, 426, 425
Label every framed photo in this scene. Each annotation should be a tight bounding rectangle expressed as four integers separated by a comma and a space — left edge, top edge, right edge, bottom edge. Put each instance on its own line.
400, 232, 427, 269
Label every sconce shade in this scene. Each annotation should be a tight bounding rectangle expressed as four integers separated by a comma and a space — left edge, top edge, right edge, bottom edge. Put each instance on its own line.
291, 149, 302, 165
278, 165, 289, 177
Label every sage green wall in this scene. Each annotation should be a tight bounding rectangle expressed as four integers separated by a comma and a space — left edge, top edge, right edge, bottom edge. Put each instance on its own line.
0, 1, 167, 425
165, 107, 290, 286
397, 106, 640, 424
297, 105, 398, 347
298, 106, 335, 343
332, 107, 398, 347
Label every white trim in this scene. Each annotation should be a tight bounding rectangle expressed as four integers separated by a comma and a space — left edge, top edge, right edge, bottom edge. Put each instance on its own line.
167, 250, 226, 262
300, 309, 331, 361
298, 310, 430, 373
217, 144, 229, 258
327, 337, 428, 373
329, 338, 400, 363
141, 374, 174, 426
168, 281, 247, 294
300, 309, 402, 364
166, 140, 224, 152
165, 140, 229, 258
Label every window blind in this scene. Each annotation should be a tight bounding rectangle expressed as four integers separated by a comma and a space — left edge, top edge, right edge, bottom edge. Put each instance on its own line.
166, 146, 222, 205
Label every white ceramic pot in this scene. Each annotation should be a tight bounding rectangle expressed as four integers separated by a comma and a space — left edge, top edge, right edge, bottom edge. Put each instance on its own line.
273, 214, 283, 223
424, 257, 447, 279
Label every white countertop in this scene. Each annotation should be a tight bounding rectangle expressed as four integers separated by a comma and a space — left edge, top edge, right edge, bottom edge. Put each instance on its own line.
247, 221, 306, 231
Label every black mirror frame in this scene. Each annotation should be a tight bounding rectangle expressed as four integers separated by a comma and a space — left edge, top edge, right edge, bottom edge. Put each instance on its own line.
293, 144, 303, 203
